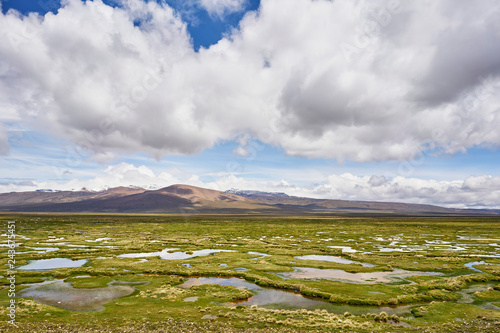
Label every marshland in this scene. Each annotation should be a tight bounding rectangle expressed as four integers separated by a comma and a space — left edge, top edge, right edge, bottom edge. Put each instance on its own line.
1, 214, 499, 332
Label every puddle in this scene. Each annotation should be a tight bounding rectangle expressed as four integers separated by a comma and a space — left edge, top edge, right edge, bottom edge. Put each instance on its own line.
379, 248, 405, 252
295, 255, 376, 267
17, 258, 88, 271
183, 296, 199, 302
232, 267, 249, 271
218, 263, 228, 267
374, 243, 469, 253
118, 248, 234, 260
247, 251, 271, 259
328, 246, 358, 253
456, 283, 500, 311
24, 247, 60, 253
47, 237, 65, 241
278, 267, 443, 284
17, 280, 136, 311
458, 236, 500, 241
179, 277, 416, 316
180, 277, 258, 290
85, 238, 112, 243
464, 261, 493, 273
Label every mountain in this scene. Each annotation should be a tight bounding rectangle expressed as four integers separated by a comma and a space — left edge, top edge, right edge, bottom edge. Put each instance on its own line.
0, 184, 498, 215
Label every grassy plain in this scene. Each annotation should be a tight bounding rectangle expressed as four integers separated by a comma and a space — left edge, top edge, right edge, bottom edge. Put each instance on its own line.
1, 214, 500, 332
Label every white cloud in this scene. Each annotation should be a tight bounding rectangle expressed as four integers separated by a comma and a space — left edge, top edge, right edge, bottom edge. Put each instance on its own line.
0, 0, 499, 164
321, 173, 500, 209
1, 163, 499, 209
0, 162, 180, 192
0, 125, 8, 155
198, 0, 247, 18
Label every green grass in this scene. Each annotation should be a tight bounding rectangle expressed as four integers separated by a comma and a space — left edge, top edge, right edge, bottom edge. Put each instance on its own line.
1, 214, 500, 332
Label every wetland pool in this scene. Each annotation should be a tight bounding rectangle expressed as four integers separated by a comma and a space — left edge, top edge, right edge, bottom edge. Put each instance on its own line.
17, 280, 143, 311
278, 267, 444, 284
179, 277, 415, 316
117, 248, 234, 260
17, 258, 88, 271
294, 255, 377, 267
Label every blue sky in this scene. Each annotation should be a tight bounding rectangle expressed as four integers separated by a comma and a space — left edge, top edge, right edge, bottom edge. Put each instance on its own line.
1, 0, 260, 50
1, 0, 499, 208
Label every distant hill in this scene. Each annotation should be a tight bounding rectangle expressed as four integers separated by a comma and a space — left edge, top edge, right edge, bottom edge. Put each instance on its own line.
0, 184, 498, 215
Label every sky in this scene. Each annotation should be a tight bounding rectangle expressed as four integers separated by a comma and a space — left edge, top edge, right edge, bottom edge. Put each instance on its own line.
0, 0, 499, 209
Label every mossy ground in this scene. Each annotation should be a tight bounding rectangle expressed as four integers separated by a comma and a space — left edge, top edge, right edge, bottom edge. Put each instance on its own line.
1, 214, 499, 332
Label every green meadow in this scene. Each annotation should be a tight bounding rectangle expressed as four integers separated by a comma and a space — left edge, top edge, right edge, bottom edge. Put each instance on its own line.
1, 214, 499, 332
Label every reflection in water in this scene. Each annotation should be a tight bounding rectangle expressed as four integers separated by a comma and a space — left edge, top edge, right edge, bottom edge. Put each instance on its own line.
247, 251, 271, 259
118, 248, 234, 260
179, 277, 415, 316
328, 246, 358, 253
279, 267, 443, 284
294, 255, 377, 267
17, 280, 138, 311
456, 283, 500, 311
18, 258, 88, 271
180, 277, 259, 290
464, 261, 493, 273
24, 247, 60, 253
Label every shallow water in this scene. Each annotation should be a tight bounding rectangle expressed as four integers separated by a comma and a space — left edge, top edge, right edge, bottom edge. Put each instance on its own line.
294, 255, 377, 267
178, 277, 415, 316
456, 283, 500, 311
24, 246, 60, 253
17, 280, 136, 311
17, 258, 88, 271
183, 296, 199, 302
464, 261, 493, 273
457, 236, 500, 241
247, 251, 271, 259
118, 248, 234, 260
278, 267, 443, 284
85, 238, 112, 243
461, 254, 500, 258
378, 248, 406, 252
180, 277, 259, 291
328, 246, 358, 253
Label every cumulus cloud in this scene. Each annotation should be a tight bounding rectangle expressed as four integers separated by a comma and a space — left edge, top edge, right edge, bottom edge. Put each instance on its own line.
0, 0, 499, 163
0, 125, 8, 155
1, 163, 499, 209
0, 163, 181, 192
208, 173, 500, 209
198, 0, 247, 18
320, 173, 500, 209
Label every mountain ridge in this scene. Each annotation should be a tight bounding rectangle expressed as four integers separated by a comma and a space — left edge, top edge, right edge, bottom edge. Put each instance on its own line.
0, 184, 498, 215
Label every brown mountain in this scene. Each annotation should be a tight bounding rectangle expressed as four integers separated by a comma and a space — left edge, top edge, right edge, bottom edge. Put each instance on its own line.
0, 184, 498, 215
